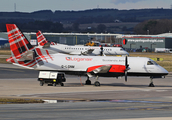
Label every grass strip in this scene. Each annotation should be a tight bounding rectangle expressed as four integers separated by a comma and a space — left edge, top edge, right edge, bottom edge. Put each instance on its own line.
0, 50, 11, 55
0, 58, 10, 64
0, 98, 44, 104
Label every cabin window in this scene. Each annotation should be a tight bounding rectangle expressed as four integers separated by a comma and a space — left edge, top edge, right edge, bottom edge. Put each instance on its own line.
147, 61, 158, 65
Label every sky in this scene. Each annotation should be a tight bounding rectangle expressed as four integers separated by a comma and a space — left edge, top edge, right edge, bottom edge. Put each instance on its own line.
0, 0, 172, 12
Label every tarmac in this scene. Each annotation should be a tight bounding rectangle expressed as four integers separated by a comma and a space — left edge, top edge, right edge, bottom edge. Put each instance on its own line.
1, 63, 172, 120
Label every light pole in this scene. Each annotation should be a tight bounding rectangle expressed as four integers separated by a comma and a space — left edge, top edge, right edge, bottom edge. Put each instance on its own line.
147, 30, 149, 35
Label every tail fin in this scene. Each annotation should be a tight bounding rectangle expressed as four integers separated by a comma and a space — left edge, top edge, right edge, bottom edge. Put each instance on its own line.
6, 24, 37, 68
36, 30, 48, 46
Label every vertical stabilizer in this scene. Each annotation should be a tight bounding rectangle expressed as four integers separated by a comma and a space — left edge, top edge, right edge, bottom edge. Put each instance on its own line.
36, 30, 48, 46
6, 24, 37, 68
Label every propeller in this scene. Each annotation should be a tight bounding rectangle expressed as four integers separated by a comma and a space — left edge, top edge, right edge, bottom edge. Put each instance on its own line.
125, 56, 129, 82
100, 45, 103, 56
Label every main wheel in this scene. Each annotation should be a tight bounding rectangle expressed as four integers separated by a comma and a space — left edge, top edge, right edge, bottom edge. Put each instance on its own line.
85, 79, 91, 85
40, 81, 44, 86
60, 83, 64, 86
94, 81, 100, 86
53, 83, 57, 86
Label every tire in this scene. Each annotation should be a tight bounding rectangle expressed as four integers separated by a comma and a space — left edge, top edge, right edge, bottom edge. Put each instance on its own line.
40, 81, 44, 86
85, 80, 91, 85
148, 82, 155, 87
60, 83, 64, 86
53, 83, 57, 86
94, 81, 100, 86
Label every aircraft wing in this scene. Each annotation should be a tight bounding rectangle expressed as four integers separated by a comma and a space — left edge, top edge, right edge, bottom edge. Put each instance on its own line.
86, 64, 126, 77
81, 49, 94, 55
69, 49, 95, 55
86, 65, 111, 77
87, 65, 111, 73
43, 43, 50, 48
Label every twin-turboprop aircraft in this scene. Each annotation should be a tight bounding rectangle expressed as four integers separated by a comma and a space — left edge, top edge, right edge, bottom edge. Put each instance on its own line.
36, 30, 129, 56
6, 24, 168, 87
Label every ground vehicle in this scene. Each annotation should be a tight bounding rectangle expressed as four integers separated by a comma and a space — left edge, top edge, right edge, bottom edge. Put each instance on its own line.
38, 71, 66, 86
154, 48, 172, 53
169, 49, 172, 53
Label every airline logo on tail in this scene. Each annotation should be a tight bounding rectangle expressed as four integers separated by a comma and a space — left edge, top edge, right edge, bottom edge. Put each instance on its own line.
36, 30, 56, 46
36, 30, 48, 46
6, 24, 53, 68
6, 24, 38, 68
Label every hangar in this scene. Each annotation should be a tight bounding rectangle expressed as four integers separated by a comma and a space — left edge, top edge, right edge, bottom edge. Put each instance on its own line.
122, 35, 172, 52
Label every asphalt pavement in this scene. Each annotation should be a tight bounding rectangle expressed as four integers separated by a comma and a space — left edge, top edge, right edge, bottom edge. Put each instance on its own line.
0, 63, 172, 120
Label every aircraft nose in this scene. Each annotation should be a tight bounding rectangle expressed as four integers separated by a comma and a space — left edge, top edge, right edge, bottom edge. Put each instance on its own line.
125, 51, 129, 55
159, 66, 168, 75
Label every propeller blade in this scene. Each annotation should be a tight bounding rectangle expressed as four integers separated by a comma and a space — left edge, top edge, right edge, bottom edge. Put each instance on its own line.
125, 56, 129, 82
100, 45, 103, 56
125, 71, 127, 82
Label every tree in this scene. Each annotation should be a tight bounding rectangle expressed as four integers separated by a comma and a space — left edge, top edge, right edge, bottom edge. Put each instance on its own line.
72, 22, 80, 31
97, 24, 106, 33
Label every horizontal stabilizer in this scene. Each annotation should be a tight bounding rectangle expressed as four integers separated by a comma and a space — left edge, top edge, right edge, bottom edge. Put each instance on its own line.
43, 43, 50, 48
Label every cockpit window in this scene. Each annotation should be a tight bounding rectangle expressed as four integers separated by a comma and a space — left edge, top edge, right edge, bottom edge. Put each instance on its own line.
147, 61, 158, 65
120, 48, 123, 51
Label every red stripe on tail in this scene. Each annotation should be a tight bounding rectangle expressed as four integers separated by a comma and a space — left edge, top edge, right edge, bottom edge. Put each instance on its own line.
36, 30, 48, 46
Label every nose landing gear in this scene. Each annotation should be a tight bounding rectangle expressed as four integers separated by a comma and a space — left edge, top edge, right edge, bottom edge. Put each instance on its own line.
149, 77, 155, 87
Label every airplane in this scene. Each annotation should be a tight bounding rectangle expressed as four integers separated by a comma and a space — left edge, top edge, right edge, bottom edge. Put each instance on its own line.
36, 30, 129, 56
6, 24, 168, 87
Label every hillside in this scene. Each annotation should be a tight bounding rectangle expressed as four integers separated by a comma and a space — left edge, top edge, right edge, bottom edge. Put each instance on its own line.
1, 8, 172, 24
1, 8, 172, 34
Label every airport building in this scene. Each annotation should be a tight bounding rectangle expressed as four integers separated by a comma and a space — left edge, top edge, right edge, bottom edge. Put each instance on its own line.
122, 34, 172, 52
0, 32, 122, 46
29, 32, 122, 45
1, 32, 172, 52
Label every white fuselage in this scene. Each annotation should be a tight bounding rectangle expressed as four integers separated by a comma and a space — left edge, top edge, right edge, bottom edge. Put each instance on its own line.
37, 44, 129, 56
34, 54, 168, 77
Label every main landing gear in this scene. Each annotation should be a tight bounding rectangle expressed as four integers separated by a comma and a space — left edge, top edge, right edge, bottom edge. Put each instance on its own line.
85, 76, 100, 86
148, 77, 155, 87
94, 81, 100, 86
85, 76, 91, 85
94, 76, 100, 86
